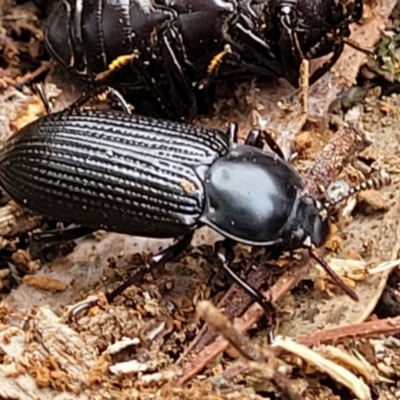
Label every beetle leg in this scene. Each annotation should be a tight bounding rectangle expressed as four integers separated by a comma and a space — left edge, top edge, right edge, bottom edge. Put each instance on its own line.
63, 232, 194, 320
95, 53, 139, 82
28, 225, 94, 264
261, 131, 285, 160
215, 240, 275, 317
128, 64, 182, 119
103, 87, 132, 114
35, 82, 131, 116
226, 122, 239, 147
106, 232, 194, 302
199, 44, 232, 89
309, 41, 344, 85
244, 129, 261, 148
159, 35, 198, 120
67, 86, 132, 114
223, 26, 285, 79
245, 129, 286, 160
30, 225, 94, 244
114, 46, 196, 120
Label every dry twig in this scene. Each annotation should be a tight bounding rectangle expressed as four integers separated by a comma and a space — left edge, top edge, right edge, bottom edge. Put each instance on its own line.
196, 301, 304, 400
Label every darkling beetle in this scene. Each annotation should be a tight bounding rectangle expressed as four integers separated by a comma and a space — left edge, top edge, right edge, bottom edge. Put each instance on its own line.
43, 0, 368, 120
0, 88, 389, 308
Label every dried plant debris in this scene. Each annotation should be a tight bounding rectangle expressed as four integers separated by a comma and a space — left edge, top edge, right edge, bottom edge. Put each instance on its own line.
0, 1, 46, 78
0, 1, 399, 400
361, 1, 400, 85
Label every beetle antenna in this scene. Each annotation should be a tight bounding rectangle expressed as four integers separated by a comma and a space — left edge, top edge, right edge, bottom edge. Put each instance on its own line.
308, 248, 359, 301
341, 37, 376, 56
324, 174, 392, 211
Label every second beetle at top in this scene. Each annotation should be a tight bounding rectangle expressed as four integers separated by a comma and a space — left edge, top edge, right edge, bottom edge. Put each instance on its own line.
44, 0, 364, 120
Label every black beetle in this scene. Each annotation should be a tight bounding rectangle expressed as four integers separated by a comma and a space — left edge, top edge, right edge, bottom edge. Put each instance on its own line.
44, 0, 366, 119
1, 95, 388, 306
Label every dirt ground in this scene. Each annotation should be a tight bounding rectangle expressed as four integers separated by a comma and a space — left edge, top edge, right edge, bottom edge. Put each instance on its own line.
0, 1, 400, 399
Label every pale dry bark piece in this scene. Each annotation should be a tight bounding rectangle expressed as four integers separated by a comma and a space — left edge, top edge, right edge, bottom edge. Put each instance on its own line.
0, 307, 96, 400
319, 345, 392, 384
272, 336, 372, 400
0, 367, 87, 400
0, 201, 42, 237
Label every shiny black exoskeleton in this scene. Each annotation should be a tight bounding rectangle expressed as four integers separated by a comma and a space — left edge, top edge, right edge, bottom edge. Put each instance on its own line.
0, 106, 359, 305
44, 0, 364, 119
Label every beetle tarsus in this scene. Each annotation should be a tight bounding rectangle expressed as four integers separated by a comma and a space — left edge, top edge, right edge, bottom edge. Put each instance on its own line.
309, 41, 344, 85
28, 225, 93, 264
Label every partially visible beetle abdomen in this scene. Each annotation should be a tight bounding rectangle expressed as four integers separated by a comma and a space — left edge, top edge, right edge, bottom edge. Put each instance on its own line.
0, 110, 229, 238
201, 144, 304, 245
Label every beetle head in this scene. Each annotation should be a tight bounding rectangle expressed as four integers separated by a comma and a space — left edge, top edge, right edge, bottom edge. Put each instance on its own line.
309, 202, 330, 247
298, 173, 392, 248
285, 172, 390, 302
288, 196, 330, 249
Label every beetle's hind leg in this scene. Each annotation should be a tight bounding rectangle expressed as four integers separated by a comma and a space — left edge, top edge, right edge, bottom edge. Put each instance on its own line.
30, 225, 94, 244
33, 83, 53, 114
106, 232, 194, 302
228, 122, 286, 160
34, 82, 133, 115
63, 232, 194, 321
29, 224, 94, 263
309, 42, 344, 86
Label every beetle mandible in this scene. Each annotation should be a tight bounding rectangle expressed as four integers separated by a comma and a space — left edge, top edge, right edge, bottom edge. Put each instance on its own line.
44, 0, 366, 120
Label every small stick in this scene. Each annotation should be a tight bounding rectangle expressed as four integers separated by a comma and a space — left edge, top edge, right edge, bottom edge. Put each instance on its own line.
297, 315, 400, 348
196, 301, 304, 400
14, 61, 51, 88
299, 59, 309, 116
196, 301, 265, 362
